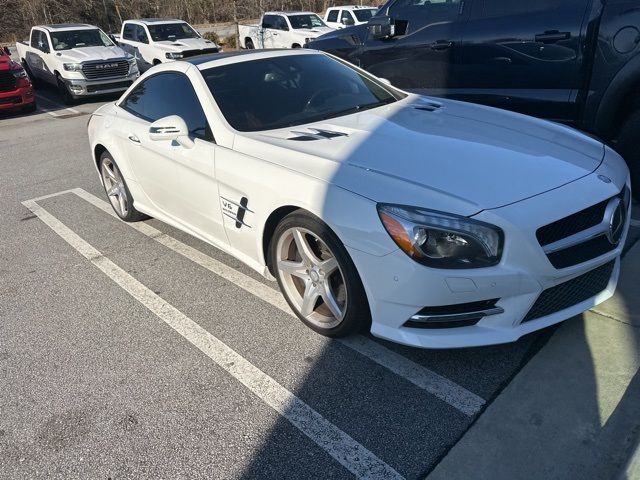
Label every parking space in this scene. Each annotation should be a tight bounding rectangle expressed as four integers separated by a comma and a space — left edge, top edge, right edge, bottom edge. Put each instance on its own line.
1, 108, 567, 478
2, 93, 640, 479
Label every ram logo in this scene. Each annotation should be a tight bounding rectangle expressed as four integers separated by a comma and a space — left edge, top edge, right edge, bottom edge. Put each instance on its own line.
95, 63, 118, 69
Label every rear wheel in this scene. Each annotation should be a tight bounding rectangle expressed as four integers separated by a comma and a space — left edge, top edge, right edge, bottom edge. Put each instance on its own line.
99, 151, 148, 222
292, 43, 302, 48
245, 38, 255, 49
270, 211, 370, 337
615, 109, 640, 199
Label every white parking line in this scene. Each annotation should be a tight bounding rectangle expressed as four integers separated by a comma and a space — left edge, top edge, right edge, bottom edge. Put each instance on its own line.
35, 92, 80, 117
71, 188, 485, 416
23, 197, 404, 480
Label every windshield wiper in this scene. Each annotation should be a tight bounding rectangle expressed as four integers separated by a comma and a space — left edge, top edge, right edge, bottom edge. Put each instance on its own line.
316, 98, 396, 121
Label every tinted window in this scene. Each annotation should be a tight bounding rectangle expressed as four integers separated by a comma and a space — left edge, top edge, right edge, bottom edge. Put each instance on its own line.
121, 73, 212, 141
327, 9, 339, 22
202, 54, 400, 132
273, 16, 289, 31
134, 25, 148, 43
122, 23, 135, 40
341, 11, 354, 22
353, 8, 377, 21
389, 0, 462, 23
479, 0, 585, 18
262, 15, 276, 28
288, 14, 327, 29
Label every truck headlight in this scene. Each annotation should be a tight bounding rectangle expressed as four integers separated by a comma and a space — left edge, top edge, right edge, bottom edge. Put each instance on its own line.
378, 204, 504, 269
63, 63, 83, 72
165, 52, 183, 60
127, 57, 138, 72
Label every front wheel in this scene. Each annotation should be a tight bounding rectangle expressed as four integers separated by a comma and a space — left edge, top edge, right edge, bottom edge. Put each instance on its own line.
56, 76, 75, 105
99, 151, 148, 222
245, 38, 255, 49
270, 211, 370, 337
616, 109, 640, 200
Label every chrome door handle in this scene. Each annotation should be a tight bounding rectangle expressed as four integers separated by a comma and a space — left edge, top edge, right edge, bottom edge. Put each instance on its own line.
128, 134, 140, 144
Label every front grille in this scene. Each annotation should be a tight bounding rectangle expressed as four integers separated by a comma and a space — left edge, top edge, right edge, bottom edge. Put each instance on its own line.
0, 95, 21, 105
82, 60, 129, 80
86, 80, 132, 93
522, 260, 614, 323
181, 47, 219, 58
537, 200, 608, 246
547, 236, 617, 269
0, 71, 17, 92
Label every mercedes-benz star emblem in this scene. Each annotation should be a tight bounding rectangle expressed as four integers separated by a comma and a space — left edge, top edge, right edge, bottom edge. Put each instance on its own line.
606, 198, 626, 245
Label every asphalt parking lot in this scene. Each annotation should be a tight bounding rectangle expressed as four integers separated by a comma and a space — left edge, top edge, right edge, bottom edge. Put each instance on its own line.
2, 88, 640, 479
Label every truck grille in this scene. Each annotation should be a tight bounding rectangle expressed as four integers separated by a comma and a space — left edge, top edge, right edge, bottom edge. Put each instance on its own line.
0, 71, 17, 92
181, 47, 219, 58
82, 60, 129, 80
522, 260, 614, 323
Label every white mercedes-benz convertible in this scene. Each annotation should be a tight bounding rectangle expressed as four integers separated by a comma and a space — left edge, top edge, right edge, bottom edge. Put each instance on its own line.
88, 49, 631, 348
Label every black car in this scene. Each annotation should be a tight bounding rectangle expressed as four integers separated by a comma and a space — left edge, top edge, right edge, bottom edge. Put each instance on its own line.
307, 0, 640, 197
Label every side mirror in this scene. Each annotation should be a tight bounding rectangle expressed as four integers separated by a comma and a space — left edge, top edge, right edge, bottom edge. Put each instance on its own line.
368, 15, 394, 39
149, 115, 194, 149
42, 44, 50, 53
108, 34, 117, 43
341, 17, 355, 26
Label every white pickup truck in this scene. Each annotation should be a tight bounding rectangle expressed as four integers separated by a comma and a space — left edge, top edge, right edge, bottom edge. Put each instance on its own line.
323, 5, 379, 29
239, 12, 333, 49
115, 18, 221, 72
16, 24, 139, 103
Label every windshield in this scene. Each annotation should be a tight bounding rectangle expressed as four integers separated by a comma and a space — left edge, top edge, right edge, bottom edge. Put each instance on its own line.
354, 8, 378, 21
288, 14, 327, 29
202, 54, 401, 132
50, 29, 114, 51
148, 22, 200, 41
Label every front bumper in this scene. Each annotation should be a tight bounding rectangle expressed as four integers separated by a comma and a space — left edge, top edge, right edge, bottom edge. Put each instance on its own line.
0, 85, 35, 110
62, 71, 139, 97
354, 156, 631, 349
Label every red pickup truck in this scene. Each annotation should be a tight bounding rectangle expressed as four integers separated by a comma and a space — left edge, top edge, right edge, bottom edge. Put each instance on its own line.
0, 46, 36, 113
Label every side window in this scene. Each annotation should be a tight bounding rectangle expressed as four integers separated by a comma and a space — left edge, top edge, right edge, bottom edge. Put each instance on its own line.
274, 16, 289, 31
262, 15, 275, 29
30, 30, 39, 48
122, 24, 135, 40
341, 11, 354, 22
121, 73, 213, 141
388, 0, 463, 26
479, 0, 585, 18
327, 9, 339, 22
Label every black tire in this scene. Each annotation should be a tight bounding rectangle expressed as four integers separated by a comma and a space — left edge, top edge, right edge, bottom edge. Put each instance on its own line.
292, 43, 301, 48
245, 38, 255, 49
99, 151, 148, 222
269, 211, 370, 338
56, 76, 75, 105
616, 109, 640, 200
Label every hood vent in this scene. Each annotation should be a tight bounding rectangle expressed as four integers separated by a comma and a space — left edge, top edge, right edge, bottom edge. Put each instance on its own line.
413, 102, 442, 112
288, 128, 349, 141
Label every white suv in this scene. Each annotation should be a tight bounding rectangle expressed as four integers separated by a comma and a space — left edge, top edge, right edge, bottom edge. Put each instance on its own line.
324, 5, 379, 29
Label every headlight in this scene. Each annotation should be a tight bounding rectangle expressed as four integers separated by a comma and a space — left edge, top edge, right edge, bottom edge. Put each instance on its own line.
63, 63, 83, 71
377, 204, 504, 269
165, 52, 183, 59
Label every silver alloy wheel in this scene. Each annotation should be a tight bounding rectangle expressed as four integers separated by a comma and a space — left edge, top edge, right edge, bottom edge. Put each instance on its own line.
101, 158, 129, 217
276, 227, 347, 329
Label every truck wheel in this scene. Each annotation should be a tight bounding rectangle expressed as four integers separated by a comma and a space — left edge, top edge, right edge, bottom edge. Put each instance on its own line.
245, 38, 254, 49
292, 43, 301, 48
56, 76, 75, 105
616, 109, 640, 200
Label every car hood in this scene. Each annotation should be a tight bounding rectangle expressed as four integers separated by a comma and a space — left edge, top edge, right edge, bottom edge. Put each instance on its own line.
153, 38, 218, 51
56, 45, 128, 62
235, 96, 604, 215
